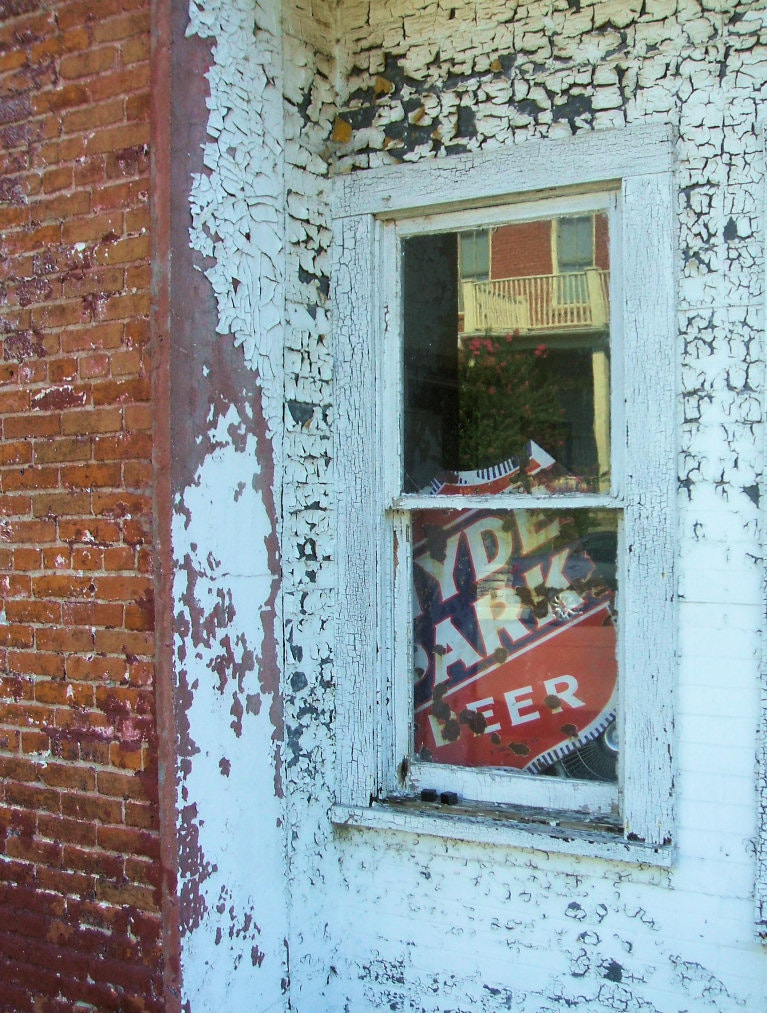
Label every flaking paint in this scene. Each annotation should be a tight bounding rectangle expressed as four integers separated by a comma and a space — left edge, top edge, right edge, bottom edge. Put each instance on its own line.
169, 0, 767, 1010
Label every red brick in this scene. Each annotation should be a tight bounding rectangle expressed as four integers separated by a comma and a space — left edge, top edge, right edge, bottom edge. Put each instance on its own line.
0, 624, 34, 648
124, 800, 157, 831
4, 412, 61, 438
95, 878, 155, 911
0, 519, 57, 544
75, 739, 110, 765
37, 814, 97, 848
93, 9, 150, 43
61, 603, 124, 630
64, 266, 125, 301
58, 518, 120, 544
91, 490, 148, 519
65, 653, 126, 682
0, 674, 34, 700
30, 299, 83, 329
96, 824, 158, 859
61, 792, 122, 824
0, 755, 38, 782
48, 357, 79, 382
35, 864, 92, 899
0, 573, 31, 595
41, 166, 74, 193
8, 651, 65, 679
1, 222, 60, 255
20, 731, 48, 753
3, 780, 60, 814
120, 34, 149, 65
123, 402, 151, 430
59, 45, 118, 80
31, 574, 97, 599
34, 436, 90, 464
60, 210, 122, 245
3, 464, 59, 491
71, 545, 103, 570
35, 627, 94, 652
93, 431, 151, 460
0, 491, 31, 514
32, 82, 90, 115
79, 352, 110, 378
74, 153, 106, 186
0, 388, 30, 412
124, 602, 153, 631
97, 769, 154, 802
0, 804, 36, 838
103, 546, 134, 570
60, 461, 121, 488
60, 406, 121, 435
60, 320, 123, 353
37, 763, 95, 793
62, 843, 123, 877
35, 679, 94, 707
124, 206, 149, 233
95, 290, 150, 321
29, 190, 92, 225
27, 24, 91, 62
55, 0, 123, 29
32, 491, 92, 517
4, 599, 61, 624
41, 545, 72, 569
0, 439, 33, 466
4, 830, 62, 863
85, 121, 149, 157
62, 97, 124, 135
12, 547, 41, 570
125, 92, 150, 122
95, 233, 149, 266
124, 855, 159, 887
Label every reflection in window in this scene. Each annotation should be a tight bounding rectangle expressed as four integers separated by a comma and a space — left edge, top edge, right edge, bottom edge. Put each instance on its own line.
402, 212, 611, 493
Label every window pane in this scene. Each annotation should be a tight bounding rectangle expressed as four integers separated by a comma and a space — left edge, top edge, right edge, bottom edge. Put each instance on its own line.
411, 507, 618, 782
403, 212, 611, 493
558, 215, 594, 272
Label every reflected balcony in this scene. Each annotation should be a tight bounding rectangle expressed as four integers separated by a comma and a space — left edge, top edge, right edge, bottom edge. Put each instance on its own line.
461, 268, 610, 337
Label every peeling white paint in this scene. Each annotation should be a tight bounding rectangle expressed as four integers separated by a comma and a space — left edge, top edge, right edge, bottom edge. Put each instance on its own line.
174, 0, 767, 1010
173, 407, 286, 1011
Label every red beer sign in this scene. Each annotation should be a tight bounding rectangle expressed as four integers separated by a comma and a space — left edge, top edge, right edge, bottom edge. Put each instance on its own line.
412, 445, 617, 775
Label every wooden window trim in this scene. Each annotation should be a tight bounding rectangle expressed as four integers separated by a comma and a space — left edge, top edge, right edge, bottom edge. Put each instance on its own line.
331, 124, 677, 860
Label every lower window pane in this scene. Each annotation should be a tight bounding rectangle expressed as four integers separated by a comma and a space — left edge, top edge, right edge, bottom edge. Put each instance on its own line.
412, 508, 618, 781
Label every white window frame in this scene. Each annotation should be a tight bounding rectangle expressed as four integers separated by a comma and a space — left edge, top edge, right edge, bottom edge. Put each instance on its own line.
331, 124, 676, 862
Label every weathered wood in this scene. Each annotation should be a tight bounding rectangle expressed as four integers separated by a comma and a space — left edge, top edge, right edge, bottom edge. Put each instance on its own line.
334, 127, 676, 860
334, 123, 675, 219
333, 213, 380, 806
621, 170, 677, 847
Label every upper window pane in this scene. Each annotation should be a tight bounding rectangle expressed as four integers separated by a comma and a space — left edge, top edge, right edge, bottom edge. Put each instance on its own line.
402, 211, 611, 494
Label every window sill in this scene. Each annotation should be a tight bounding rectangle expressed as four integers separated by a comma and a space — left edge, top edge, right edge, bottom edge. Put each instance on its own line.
331, 798, 674, 867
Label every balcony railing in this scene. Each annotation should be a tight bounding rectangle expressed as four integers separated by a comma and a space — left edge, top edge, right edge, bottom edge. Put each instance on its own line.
462, 268, 610, 335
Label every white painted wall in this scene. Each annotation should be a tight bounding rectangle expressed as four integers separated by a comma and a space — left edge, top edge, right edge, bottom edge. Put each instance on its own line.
175, 0, 767, 1009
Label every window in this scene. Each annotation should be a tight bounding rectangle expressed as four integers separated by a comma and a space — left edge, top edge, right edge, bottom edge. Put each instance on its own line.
332, 125, 676, 859
556, 214, 595, 273
457, 229, 489, 311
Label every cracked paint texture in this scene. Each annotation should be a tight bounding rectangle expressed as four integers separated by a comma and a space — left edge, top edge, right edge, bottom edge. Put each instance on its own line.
173, 0, 767, 1010
173, 0, 288, 1009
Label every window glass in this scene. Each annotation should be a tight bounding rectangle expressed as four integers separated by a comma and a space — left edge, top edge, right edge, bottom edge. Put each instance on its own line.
558, 215, 594, 272
411, 505, 618, 781
402, 212, 611, 494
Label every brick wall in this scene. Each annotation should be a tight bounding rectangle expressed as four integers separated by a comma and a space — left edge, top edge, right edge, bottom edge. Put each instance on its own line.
490, 219, 552, 279
0, 1, 164, 1010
